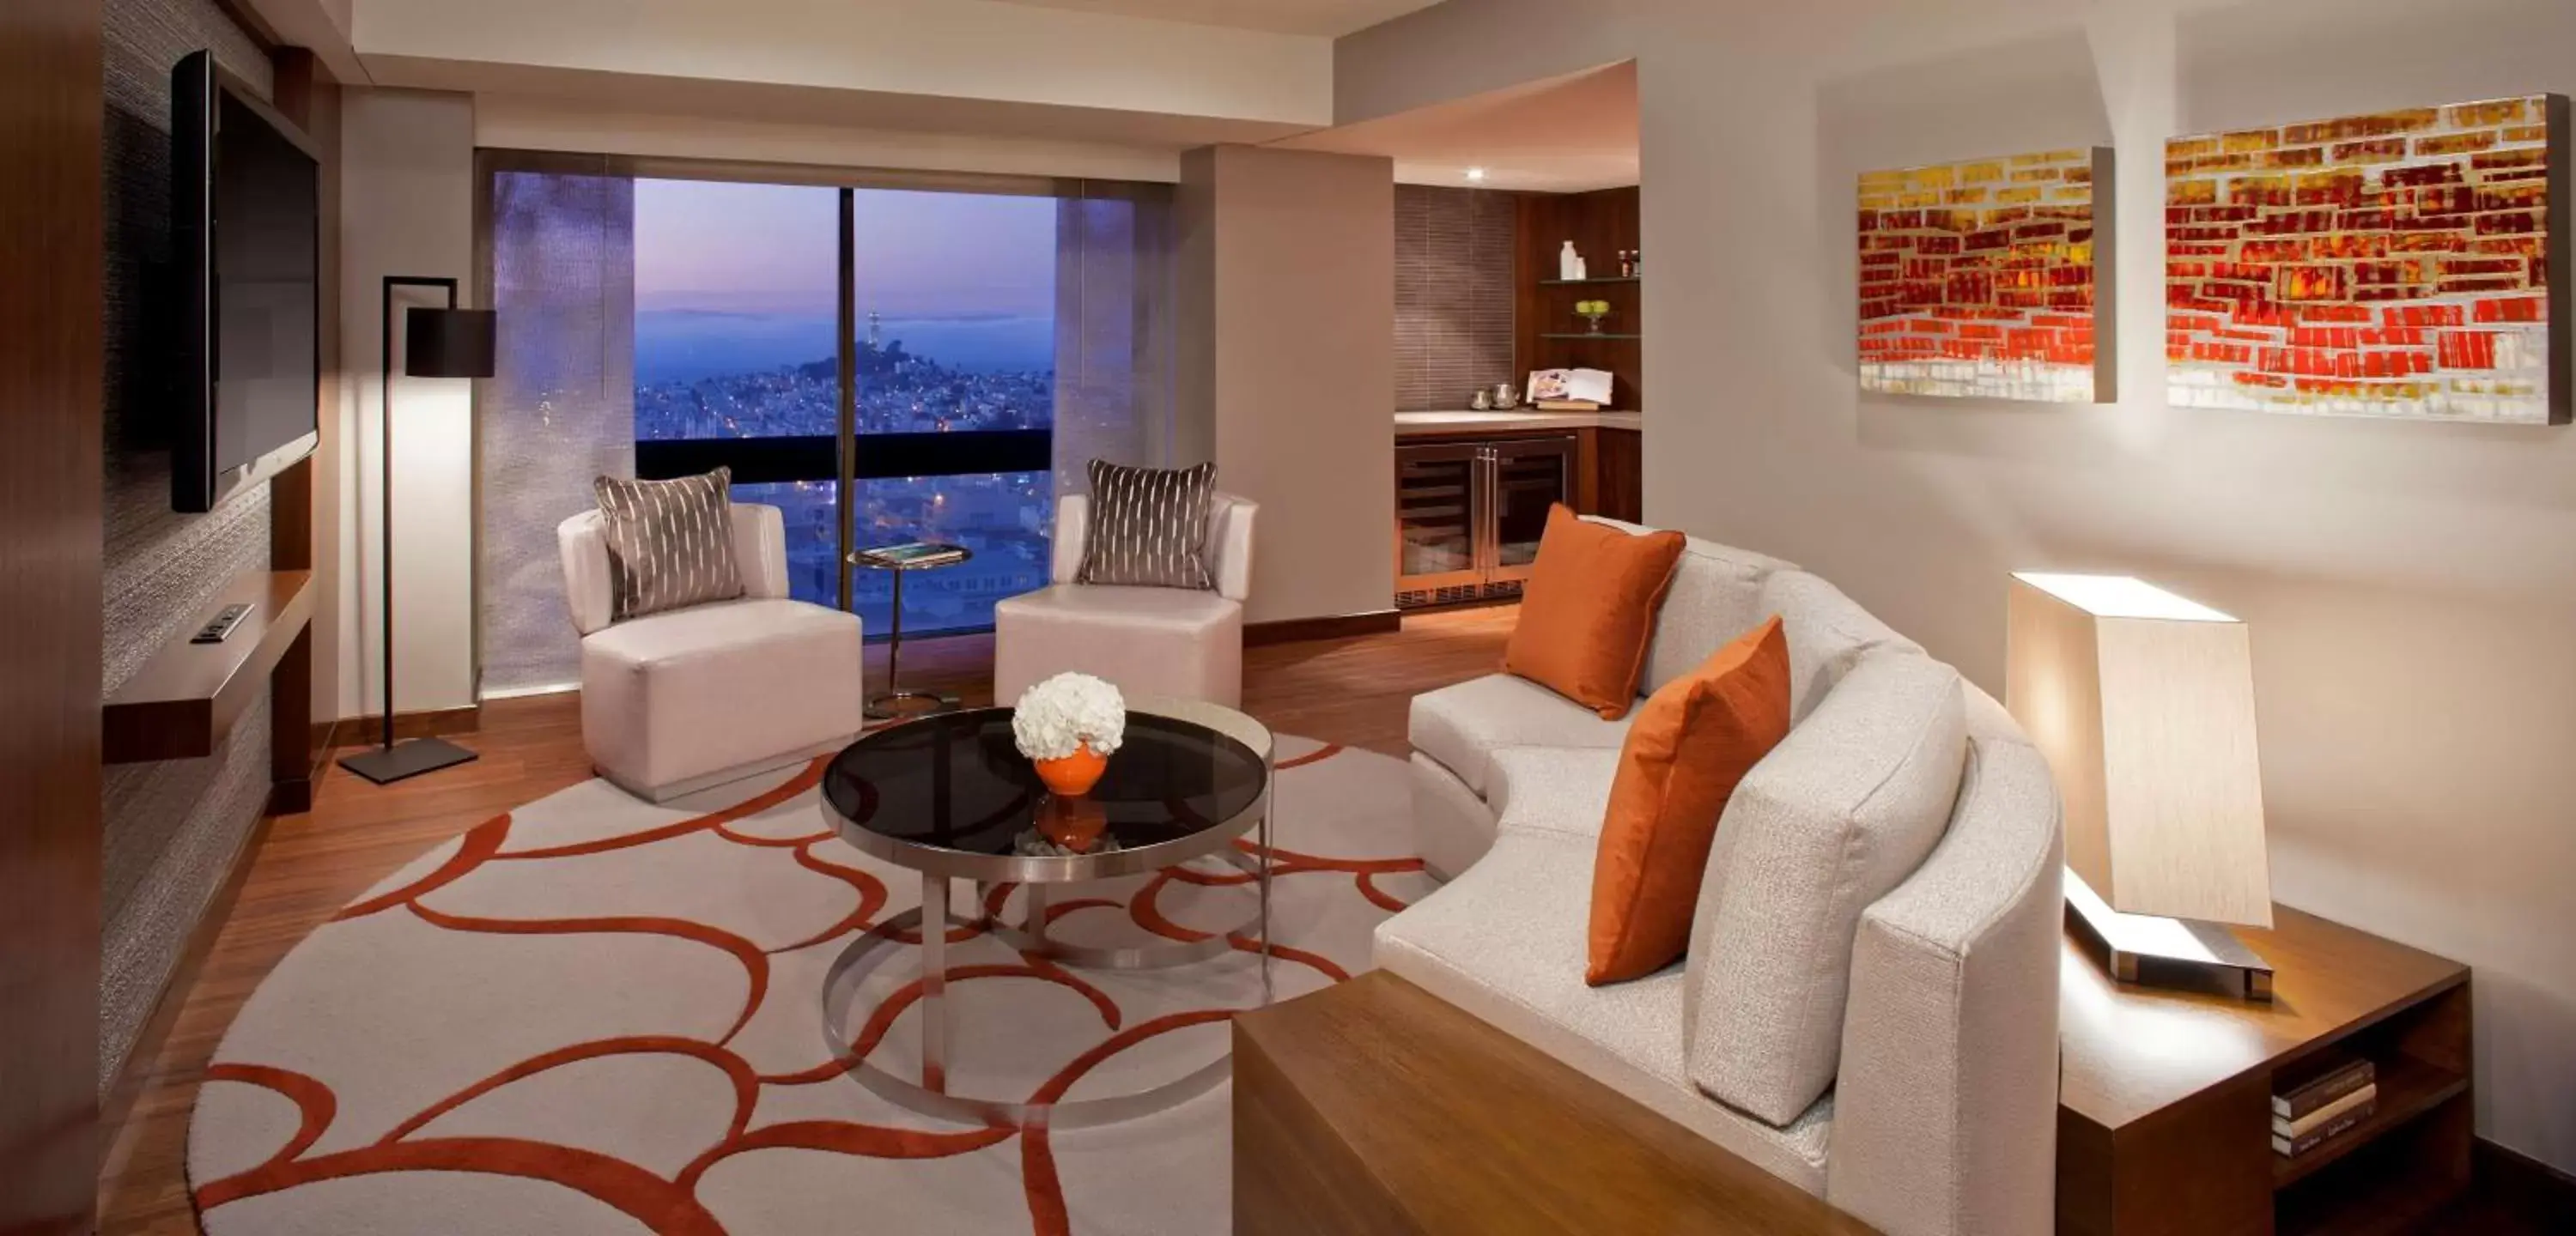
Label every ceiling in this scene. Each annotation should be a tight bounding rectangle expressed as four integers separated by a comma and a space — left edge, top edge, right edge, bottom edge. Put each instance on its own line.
1271, 61, 1637, 192
983, 0, 1442, 37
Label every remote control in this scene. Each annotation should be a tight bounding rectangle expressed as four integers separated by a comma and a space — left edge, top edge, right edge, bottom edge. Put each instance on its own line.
191, 603, 252, 645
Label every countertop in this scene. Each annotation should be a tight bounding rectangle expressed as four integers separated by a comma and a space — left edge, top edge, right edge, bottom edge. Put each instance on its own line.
1394, 409, 1644, 438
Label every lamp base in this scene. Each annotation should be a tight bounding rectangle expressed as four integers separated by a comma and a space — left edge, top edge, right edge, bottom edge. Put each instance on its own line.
339, 736, 479, 785
2065, 876, 2273, 1002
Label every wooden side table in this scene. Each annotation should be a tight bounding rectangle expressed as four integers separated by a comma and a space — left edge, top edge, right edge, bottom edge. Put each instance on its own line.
1235, 971, 1877, 1236
2058, 904, 2473, 1236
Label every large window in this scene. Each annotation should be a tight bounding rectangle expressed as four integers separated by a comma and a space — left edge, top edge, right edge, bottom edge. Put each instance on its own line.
627, 181, 1057, 634
479, 156, 1173, 695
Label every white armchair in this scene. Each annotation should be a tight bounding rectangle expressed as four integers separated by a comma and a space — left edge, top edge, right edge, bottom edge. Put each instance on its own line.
993, 491, 1257, 708
558, 502, 865, 802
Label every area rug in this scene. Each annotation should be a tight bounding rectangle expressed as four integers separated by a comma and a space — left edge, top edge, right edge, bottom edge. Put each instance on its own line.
188, 736, 1428, 1234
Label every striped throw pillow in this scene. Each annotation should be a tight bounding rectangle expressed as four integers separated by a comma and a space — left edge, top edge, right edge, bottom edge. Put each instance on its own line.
1076, 460, 1218, 591
592, 468, 746, 621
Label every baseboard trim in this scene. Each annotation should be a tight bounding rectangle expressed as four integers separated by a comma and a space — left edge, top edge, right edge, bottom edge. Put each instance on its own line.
98, 807, 276, 1167
1246, 609, 1403, 647
2477, 1136, 2576, 1224
313, 704, 482, 749
1395, 595, 1520, 616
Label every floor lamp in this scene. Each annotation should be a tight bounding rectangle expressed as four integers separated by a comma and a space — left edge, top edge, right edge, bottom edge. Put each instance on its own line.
340, 277, 495, 785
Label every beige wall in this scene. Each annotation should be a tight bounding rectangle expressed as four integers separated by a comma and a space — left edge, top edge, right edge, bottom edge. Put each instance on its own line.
338, 88, 479, 718
352, 0, 1333, 127
1344, 0, 2576, 1172
474, 95, 1188, 184
1179, 145, 1396, 624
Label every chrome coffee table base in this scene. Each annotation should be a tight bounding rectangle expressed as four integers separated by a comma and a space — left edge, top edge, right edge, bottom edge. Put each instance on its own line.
819, 846, 1272, 1130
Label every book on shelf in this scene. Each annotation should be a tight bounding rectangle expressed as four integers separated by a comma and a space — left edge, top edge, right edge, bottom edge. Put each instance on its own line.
2271, 1085, 2377, 1157
1533, 399, 1602, 412
858, 542, 965, 567
2273, 1054, 2375, 1122
2273, 1082, 2375, 1139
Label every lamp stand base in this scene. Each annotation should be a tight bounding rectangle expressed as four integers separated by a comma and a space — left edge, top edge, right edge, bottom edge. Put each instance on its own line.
339, 736, 480, 785
2066, 879, 2273, 1002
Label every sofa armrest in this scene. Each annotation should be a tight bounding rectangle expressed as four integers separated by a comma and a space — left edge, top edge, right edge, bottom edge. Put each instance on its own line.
1826, 734, 2063, 1236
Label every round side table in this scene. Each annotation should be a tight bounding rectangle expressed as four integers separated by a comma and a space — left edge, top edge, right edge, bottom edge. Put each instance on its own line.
848, 542, 973, 720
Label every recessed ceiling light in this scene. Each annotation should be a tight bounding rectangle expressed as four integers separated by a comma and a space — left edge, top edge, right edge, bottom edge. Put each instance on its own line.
1464, 167, 1487, 182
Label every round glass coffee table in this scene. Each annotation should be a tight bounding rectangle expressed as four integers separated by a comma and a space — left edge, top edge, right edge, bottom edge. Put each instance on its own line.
818, 697, 1273, 1128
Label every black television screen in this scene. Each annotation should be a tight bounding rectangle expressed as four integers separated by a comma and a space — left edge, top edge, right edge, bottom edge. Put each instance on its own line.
173, 51, 320, 513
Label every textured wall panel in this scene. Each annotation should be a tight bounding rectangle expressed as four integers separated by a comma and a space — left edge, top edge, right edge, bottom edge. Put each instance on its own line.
99, 694, 272, 1084
99, 0, 276, 1090
1395, 185, 1517, 410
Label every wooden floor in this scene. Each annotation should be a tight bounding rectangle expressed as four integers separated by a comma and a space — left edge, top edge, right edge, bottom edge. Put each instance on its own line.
94, 606, 1517, 1234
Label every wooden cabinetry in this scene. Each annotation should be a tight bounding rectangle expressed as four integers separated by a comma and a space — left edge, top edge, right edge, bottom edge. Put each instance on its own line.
1518, 186, 1643, 413
2058, 906, 2474, 1236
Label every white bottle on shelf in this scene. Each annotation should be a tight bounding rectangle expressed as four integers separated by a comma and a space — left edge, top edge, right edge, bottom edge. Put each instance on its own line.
1560, 240, 1584, 282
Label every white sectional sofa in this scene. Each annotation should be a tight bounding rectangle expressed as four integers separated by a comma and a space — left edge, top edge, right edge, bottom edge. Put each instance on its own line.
1377, 520, 2064, 1236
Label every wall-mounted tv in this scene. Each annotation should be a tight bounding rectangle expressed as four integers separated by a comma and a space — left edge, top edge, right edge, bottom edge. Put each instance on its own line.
172, 50, 320, 513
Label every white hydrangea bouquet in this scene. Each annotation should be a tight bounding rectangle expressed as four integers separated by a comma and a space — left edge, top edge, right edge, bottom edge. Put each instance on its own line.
1012, 671, 1127, 761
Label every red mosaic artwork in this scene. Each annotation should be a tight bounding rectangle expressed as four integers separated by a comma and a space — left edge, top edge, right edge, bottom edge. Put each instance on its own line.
2166, 95, 2568, 423
1859, 148, 2110, 402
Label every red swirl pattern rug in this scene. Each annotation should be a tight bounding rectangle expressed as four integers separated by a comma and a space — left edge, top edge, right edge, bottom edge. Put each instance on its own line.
188, 736, 1426, 1234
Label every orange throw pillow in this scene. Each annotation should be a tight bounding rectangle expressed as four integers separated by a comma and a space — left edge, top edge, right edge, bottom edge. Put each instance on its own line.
1503, 506, 1686, 720
1587, 615, 1793, 985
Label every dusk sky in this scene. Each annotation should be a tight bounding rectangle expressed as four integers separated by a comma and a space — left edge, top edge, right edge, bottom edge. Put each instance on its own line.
632, 179, 1057, 321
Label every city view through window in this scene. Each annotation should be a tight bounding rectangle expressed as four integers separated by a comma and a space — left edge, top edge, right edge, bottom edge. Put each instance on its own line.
630, 179, 1059, 636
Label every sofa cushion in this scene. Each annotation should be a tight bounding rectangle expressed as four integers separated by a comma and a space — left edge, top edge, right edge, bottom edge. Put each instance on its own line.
1683, 649, 1968, 1126
1504, 506, 1686, 720
1583, 519, 1801, 696
1411, 674, 1633, 797
1759, 569, 1920, 722
1589, 616, 1793, 985
1488, 746, 1625, 842
580, 597, 865, 799
991, 584, 1245, 708
1375, 832, 1834, 1196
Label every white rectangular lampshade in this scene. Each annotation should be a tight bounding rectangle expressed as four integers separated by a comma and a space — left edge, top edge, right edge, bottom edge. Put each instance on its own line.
2006, 573, 2273, 928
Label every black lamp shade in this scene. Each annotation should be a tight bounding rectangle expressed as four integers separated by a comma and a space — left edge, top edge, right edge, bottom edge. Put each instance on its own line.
404, 306, 497, 379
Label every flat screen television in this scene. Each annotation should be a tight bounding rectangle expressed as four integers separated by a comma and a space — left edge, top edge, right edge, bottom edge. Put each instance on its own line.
172, 50, 321, 513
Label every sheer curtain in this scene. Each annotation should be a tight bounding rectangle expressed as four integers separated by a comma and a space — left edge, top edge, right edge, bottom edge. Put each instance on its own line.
479, 167, 635, 694
1053, 182, 1177, 494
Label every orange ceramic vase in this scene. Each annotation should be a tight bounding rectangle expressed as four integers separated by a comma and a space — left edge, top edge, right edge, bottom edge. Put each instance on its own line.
1033, 741, 1108, 797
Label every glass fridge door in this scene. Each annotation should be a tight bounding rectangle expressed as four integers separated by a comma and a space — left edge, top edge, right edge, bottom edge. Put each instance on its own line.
1487, 436, 1576, 587
1394, 442, 1486, 596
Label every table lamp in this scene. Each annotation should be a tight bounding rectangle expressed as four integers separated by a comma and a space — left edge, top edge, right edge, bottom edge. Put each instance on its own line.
2005, 573, 2275, 1000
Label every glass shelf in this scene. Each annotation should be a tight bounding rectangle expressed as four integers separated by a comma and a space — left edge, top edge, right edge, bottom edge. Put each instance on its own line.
1540, 276, 1640, 285
1540, 332, 1642, 340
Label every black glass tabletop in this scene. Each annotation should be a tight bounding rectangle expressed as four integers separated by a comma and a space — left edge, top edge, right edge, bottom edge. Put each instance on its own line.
823, 705, 1269, 871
